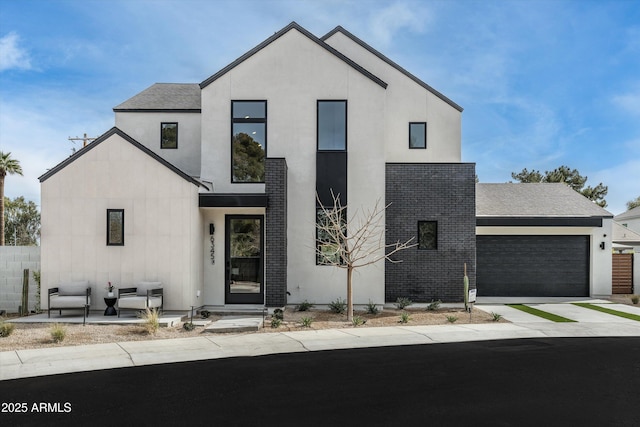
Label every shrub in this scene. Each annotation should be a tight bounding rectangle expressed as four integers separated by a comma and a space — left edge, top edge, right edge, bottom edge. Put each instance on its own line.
300, 316, 313, 327
183, 322, 195, 331
0, 322, 15, 337
272, 308, 284, 320
631, 296, 639, 305
142, 308, 160, 334
329, 298, 347, 314
365, 300, 379, 315
446, 315, 458, 323
394, 297, 413, 310
270, 317, 282, 328
399, 312, 411, 324
491, 312, 503, 322
352, 316, 366, 327
50, 323, 66, 343
426, 300, 441, 311
296, 300, 314, 312
200, 310, 210, 319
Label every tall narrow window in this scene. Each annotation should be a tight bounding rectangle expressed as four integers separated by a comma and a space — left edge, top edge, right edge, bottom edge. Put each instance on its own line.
418, 221, 437, 250
318, 101, 347, 151
107, 209, 124, 246
232, 101, 266, 183
161, 122, 178, 149
316, 208, 346, 265
409, 122, 426, 149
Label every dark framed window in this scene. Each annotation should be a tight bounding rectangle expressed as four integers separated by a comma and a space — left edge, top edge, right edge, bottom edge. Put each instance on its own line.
161, 122, 178, 149
409, 122, 426, 149
107, 209, 124, 246
418, 221, 437, 250
318, 100, 347, 151
232, 101, 266, 183
316, 208, 346, 265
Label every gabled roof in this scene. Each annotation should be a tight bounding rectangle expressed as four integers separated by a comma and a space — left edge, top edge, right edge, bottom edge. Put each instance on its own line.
39, 127, 203, 187
614, 205, 640, 221
200, 21, 387, 90
113, 83, 201, 112
612, 221, 640, 245
476, 183, 613, 218
321, 26, 463, 112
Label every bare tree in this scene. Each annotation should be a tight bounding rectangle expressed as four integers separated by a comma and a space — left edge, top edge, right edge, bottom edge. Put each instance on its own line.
315, 191, 416, 321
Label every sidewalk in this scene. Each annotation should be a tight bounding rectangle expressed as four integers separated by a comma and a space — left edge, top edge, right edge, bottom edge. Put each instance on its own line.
4, 300, 640, 381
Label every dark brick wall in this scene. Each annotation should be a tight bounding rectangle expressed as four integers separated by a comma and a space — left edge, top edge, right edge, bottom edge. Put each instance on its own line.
385, 163, 476, 303
265, 158, 288, 307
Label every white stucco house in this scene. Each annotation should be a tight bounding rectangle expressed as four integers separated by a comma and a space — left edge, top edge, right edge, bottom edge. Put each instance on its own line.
38, 22, 614, 313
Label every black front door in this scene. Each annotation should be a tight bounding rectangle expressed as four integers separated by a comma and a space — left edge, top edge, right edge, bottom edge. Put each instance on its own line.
225, 215, 264, 304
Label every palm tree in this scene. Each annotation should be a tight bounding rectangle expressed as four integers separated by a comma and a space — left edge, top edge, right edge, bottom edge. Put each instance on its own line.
0, 152, 23, 245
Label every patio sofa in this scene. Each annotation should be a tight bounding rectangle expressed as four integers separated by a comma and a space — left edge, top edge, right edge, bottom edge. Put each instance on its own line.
48, 281, 91, 320
117, 281, 163, 317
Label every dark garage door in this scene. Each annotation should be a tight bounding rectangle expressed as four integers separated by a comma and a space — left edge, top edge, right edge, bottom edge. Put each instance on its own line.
477, 235, 590, 297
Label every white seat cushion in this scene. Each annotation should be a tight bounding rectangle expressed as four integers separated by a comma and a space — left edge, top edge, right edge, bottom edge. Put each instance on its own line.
118, 296, 162, 310
57, 281, 89, 296
136, 281, 162, 296
50, 295, 90, 308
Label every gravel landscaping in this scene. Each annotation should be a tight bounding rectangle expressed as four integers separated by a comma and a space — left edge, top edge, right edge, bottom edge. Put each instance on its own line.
0, 306, 495, 352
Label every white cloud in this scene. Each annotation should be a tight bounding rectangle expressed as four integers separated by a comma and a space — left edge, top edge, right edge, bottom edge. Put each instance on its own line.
612, 89, 640, 117
367, 1, 429, 47
0, 32, 31, 72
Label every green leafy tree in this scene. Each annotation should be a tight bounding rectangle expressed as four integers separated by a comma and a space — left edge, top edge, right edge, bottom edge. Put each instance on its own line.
232, 132, 265, 182
511, 165, 608, 207
3, 196, 40, 246
0, 152, 23, 245
627, 196, 640, 211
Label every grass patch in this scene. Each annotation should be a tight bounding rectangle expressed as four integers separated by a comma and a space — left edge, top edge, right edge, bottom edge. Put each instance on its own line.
507, 304, 576, 323
573, 303, 640, 321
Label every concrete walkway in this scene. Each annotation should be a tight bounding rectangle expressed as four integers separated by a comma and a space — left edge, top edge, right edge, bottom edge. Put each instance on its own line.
3, 301, 640, 381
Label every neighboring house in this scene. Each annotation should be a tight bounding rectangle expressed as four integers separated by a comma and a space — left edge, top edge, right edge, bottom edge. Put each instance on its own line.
38, 22, 613, 312
614, 207, 640, 293
476, 183, 613, 297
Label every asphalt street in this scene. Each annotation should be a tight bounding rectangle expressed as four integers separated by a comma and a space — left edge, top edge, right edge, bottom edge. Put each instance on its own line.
2, 337, 640, 426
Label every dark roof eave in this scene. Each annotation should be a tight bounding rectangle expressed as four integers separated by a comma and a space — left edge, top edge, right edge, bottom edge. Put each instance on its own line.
476, 216, 612, 227
321, 26, 463, 112
200, 22, 387, 90
38, 127, 203, 188
113, 108, 201, 113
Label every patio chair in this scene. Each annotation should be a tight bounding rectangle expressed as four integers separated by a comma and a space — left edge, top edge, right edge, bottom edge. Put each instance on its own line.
117, 281, 163, 317
48, 281, 91, 321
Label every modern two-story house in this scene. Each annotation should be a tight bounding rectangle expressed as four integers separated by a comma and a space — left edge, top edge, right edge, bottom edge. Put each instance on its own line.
39, 22, 612, 313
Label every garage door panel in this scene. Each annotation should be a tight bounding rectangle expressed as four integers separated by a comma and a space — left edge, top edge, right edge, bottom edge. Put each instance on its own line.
477, 235, 590, 297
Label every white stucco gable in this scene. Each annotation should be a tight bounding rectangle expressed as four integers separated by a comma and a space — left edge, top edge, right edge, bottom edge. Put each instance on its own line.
321, 26, 462, 163
39, 128, 203, 311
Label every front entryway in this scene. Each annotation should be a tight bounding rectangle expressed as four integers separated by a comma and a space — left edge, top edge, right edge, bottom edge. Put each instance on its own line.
225, 215, 264, 304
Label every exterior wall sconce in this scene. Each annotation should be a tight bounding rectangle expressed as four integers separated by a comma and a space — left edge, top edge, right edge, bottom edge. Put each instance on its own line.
600, 242, 605, 250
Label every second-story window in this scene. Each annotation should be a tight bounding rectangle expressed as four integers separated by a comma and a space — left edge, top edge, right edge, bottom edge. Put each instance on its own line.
232, 101, 266, 183
409, 122, 426, 149
317, 100, 347, 151
161, 122, 178, 149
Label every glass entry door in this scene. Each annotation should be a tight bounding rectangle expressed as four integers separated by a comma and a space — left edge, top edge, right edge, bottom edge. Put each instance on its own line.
225, 215, 264, 304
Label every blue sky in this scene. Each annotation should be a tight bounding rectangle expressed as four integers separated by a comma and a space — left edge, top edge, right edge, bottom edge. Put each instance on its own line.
1, 0, 639, 214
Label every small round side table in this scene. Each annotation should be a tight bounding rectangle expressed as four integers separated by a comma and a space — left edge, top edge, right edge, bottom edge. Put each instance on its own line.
104, 297, 117, 316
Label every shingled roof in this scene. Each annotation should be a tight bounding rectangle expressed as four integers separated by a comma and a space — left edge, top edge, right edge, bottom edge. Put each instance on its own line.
477, 183, 613, 218
113, 83, 201, 112
614, 205, 640, 221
